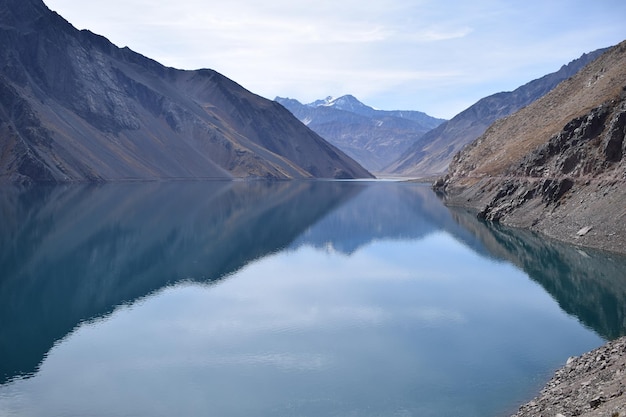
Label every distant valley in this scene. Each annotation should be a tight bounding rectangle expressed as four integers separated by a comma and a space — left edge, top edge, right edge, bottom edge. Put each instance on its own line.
276, 47, 606, 179
275, 95, 444, 172
0, 0, 623, 218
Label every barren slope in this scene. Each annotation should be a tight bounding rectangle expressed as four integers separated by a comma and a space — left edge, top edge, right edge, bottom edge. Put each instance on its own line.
387, 48, 607, 178
437, 40, 626, 254
0, 0, 372, 183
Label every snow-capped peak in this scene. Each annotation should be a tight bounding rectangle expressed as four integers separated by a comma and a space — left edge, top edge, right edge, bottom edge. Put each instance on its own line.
306, 95, 376, 116
307, 96, 335, 107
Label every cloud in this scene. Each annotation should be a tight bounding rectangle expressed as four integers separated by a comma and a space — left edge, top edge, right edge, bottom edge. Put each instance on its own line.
408, 27, 474, 42
44, 0, 626, 118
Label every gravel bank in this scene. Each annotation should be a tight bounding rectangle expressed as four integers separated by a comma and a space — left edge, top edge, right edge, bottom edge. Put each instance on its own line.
511, 336, 626, 417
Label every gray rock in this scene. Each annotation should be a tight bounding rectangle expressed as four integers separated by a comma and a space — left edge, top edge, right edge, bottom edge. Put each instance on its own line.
511, 336, 626, 417
0, 0, 373, 183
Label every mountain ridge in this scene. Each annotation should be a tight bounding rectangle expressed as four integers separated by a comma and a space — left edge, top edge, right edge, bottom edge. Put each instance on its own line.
437, 40, 626, 255
0, 0, 372, 183
386, 47, 609, 178
275, 95, 444, 172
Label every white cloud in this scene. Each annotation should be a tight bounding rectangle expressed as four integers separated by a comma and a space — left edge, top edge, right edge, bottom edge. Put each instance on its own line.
44, 0, 626, 118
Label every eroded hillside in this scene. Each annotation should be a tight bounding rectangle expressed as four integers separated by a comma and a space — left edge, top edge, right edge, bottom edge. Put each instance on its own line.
437, 40, 626, 254
0, 0, 372, 183
387, 48, 607, 178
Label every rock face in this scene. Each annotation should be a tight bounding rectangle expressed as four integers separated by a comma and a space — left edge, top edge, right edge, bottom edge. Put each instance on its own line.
511, 336, 626, 417
437, 40, 626, 255
0, 0, 372, 183
387, 48, 607, 178
275, 95, 444, 172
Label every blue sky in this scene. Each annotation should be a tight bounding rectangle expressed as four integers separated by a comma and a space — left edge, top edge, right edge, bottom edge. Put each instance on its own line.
44, 0, 626, 119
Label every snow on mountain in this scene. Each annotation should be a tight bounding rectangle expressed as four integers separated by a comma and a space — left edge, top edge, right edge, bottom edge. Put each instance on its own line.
307, 95, 377, 117
275, 95, 445, 172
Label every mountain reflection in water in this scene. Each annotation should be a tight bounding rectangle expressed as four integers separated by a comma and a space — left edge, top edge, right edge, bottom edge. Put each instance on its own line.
449, 208, 626, 341
0, 180, 359, 383
1, 180, 625, 394
290, 183, 626, 340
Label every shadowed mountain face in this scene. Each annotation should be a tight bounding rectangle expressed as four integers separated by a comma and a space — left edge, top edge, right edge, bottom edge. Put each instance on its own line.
275, 95, 445, 172
0, 0, 372, 183
386, 47, 608, 178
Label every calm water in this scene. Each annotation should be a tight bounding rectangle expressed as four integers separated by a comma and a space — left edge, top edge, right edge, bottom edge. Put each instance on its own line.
1, 180, 626, 417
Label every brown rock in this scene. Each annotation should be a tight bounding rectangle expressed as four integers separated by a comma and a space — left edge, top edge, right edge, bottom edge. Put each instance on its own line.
438, 40, 626, 255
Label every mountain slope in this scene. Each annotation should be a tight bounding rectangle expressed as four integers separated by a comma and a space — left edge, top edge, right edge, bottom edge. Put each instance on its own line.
275, 95, 444, 172
436, 40, 626, 254
0, 0, 372, 183
386, 47, 608, 178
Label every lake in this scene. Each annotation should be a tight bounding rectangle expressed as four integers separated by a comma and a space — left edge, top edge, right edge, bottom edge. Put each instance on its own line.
1, 180, 625, 417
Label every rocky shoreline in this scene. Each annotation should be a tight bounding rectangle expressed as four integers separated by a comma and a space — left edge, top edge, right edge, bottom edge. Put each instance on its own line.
510, 336, 626, 417
426, 41, 626, 417
436, 176, 626, 257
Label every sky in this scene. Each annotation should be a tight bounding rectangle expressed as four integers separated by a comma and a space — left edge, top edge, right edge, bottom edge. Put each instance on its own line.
43, 0, 626, 119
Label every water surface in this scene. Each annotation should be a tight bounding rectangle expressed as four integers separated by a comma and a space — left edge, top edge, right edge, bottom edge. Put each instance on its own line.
1, 181, 625, 417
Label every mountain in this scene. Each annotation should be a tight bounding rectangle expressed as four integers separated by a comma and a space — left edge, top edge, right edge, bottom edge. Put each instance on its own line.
436, 40, 626, 255
0, 0, 372, 184
386, 47, 609, 178
275, 95, 445, 172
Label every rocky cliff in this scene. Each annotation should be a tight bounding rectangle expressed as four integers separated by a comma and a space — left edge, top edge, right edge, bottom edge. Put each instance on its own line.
0, 0, 372, 183
387, 48, 607, 178
275, 95, 444, 172
436, 40, 626, 255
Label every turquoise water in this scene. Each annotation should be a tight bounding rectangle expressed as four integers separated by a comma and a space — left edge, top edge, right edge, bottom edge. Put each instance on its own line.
1, 181, 624, 416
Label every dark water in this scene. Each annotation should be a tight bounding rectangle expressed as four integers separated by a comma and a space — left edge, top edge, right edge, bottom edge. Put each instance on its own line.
1, 180, 625, 417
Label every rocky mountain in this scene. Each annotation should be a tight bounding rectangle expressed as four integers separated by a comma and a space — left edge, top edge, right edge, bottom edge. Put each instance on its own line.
436, 40, 626, 255
0, 0, 372, 184
386, 48, 609, 178
275, 95, 444, 172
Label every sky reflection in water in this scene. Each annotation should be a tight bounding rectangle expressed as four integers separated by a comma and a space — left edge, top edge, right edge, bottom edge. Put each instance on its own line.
1, 181, 622, 417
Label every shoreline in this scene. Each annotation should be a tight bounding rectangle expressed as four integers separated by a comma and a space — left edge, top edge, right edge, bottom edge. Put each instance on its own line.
435, 178, 626, 258
510, 336, 626, 417
434, 183, 626, 416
